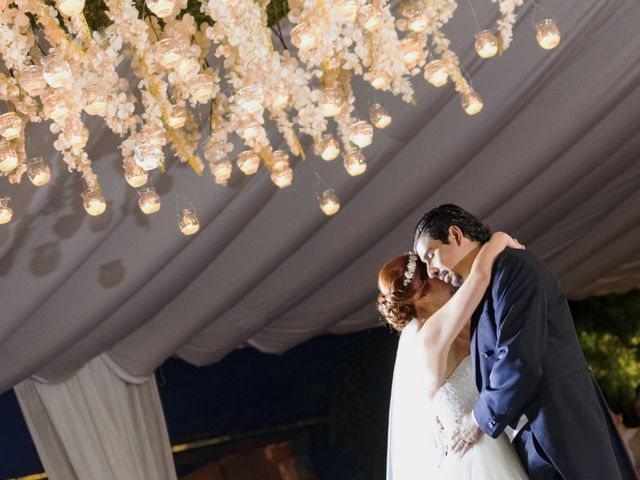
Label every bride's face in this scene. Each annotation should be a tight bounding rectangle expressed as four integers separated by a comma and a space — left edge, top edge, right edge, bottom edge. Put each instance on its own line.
414, 277, 456, 318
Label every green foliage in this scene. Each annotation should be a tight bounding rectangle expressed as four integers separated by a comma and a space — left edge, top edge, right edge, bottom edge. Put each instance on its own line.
571, 289, 640, 404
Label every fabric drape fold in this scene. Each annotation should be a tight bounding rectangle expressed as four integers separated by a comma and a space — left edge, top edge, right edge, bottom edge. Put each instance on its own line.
14, 354, 177, 480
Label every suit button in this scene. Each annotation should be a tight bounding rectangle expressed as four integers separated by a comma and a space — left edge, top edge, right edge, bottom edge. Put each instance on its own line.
481, 352, 489, 358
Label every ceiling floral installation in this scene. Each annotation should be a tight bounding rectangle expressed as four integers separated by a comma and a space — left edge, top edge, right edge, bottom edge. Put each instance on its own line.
0, 0, 561, 232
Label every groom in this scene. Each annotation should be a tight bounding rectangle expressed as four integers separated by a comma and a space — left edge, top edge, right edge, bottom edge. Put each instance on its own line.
413, 204, 634, 480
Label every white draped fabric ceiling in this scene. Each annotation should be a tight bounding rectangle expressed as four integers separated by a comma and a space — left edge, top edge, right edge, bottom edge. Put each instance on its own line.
1, 0, 639, 393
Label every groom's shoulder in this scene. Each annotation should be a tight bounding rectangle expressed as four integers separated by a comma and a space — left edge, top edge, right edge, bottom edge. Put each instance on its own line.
494, 248, 546, 273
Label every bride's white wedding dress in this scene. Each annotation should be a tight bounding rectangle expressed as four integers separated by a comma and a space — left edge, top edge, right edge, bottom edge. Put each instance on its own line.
432, 355, 528, 478
387, 319, 528, 479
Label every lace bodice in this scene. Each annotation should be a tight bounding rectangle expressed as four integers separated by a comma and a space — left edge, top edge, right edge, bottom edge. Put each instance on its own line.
431, 356, 478, 436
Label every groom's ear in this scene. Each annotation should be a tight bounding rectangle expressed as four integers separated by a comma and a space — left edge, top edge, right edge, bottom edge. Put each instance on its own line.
448, 226, 464, 246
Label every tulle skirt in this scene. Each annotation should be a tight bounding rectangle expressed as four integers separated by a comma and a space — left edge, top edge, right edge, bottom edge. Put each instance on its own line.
437, 433, 529, 479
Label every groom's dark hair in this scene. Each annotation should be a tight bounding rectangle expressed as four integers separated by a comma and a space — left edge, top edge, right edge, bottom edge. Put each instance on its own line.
413, 204, 491, 249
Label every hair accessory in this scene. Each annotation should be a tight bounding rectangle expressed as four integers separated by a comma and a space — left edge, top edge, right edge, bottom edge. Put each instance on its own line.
402, 252, 417, 287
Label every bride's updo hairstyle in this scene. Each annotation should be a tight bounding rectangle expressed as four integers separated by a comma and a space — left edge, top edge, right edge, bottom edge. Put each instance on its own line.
377, 253, 430, 332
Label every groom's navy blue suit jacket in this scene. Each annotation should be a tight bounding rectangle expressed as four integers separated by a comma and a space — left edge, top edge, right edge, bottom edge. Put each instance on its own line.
471, 248, 634, 480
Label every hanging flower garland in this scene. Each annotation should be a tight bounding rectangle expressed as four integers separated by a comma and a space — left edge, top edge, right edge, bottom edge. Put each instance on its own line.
0, 0, 560, 227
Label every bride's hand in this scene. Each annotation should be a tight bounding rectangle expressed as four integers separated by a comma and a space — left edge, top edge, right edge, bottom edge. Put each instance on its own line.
489, 231, 525, 251
471, 232, 524, 278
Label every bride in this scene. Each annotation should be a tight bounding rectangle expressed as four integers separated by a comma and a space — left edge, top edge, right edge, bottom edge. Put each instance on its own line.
378, 232, 528, 479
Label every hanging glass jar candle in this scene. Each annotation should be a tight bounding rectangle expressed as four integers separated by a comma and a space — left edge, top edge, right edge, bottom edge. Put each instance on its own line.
0, 197, 13, 224
290, 23, 317, 51
335, 0, 358, 22
343, 150, 367, 176
236, 83, 264, 114
423, 59, 448, 87
358, 5, 383, 31
124, 162, 148, 188
176, 57, 200, 78
83, 188, 106, 216
210, 157, 233, 185
319, 88, 344, 117
400, 36, 422, 67
475, 30, 499, 58
238, 121, 262, 142
202, 137, 226, 163
82, 85, 107, 116
145, 0, 175, 18
141, 123, 165, 147
318, 189, 340, 216
369, 103, 392, 129
134, 143, 163, 171
236, 150, 260, 175
462, 89, 483, 115
0, 112, 22, 140
400, 0, 428, 33
189, 74, 215, 103
270, 164, 293, 188
179, 207, 199, 235
271, 150, 290, 170
42, 90, 70, 122
369, 70, 392, 90
65, 121, 89, 149
153, 38, 183, 69
19, 65, 47, 96
41, 54, 71, 88
138, 187, 161, 214
270, 87, 290, 110
314, 134, 340, 161
536, 19, 561, 50
0, 140, 18, 173
56, 0, 85, 16
166, 105, 187, 129
27, 156, 51, 186
348, 121, 374, 148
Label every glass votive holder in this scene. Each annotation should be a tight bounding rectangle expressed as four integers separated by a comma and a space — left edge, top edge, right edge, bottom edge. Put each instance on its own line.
348, 120, 374, 148
0, 140, 18, 173
236, 150, 260, 175
19, 65, 47, 96
536, 19, 561, 50
270, 165, 293, 188
343, 150, 367, 176
42, 90, 70, 122
146, 0, 175, 18
319, 88, 344, 117
475, 30, 499, 58
83, 188, 106, 216
0, 197, 13, 224
179, 207, 200, 235
369, 103, 392, 129
314, 134, 340, 161
138, 187, 161, 215
27, 156, 51, 186
318, 189, 340, 216
153, 38, 183, 69
41, 53, 72, 89
0, 112, 22, 140
423, 59, 448, 87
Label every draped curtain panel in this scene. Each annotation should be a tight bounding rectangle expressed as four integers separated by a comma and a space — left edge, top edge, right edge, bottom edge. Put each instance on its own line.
14, 354, 177, 480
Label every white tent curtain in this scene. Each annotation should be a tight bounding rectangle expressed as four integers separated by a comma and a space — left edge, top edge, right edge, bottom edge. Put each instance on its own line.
13, 354, 177, 480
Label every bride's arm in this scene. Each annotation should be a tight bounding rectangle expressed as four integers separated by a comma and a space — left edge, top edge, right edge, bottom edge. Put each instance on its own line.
421, 233, 523, 379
